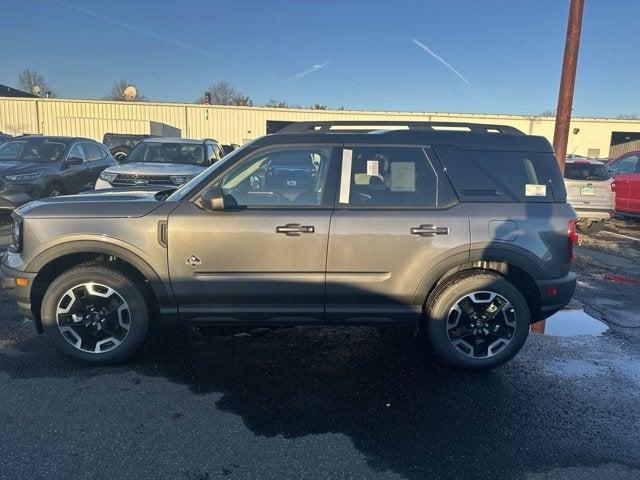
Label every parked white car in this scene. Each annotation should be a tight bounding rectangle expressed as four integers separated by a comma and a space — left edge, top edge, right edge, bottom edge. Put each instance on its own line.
563, 156, 615, 235
95, 137, 224, 189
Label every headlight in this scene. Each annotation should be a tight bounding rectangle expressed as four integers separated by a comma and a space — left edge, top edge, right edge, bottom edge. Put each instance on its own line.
5, 171, 43, 182
8, 215, 23, 253
99, 171, 117, 183
170, 175, 193, 185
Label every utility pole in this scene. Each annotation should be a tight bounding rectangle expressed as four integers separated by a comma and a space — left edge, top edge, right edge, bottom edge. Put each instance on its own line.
552, 0, 585, 171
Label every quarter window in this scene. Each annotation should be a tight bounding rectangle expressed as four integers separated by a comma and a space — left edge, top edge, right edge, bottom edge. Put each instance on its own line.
221, 147, 332, 206
341, 146, 455, 208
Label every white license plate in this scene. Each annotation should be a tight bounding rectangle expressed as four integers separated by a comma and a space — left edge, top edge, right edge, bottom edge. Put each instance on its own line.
580, 186, 596, 196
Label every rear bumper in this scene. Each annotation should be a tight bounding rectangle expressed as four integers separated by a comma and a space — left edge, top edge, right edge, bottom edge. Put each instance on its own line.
573, 206, 614, 222
0, 262, 36, 319
535, 271, 577, 320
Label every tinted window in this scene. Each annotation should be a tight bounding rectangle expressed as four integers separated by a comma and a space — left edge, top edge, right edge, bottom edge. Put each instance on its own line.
342, 146, 456, 208
0, 139, 66, 162
435, 146, 563, 203
564, 162, 610, 181
608, 155, 639, 175
84, 142, 104, 161
221, 147, 331, 206
68, 143, 87, 162
126, 142, 205, 165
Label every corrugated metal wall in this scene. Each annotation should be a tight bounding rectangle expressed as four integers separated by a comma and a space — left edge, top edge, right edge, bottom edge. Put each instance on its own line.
2, 97, 640, 157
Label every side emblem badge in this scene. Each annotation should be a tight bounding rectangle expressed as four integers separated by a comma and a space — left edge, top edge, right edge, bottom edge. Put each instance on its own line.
186, 255, 202, 268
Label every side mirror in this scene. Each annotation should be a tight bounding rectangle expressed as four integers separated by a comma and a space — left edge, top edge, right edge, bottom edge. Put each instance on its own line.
199, 186, 237, 211
65, 156, 84, 166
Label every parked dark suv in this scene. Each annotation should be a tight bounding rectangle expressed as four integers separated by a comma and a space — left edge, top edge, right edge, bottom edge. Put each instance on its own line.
0, 121, 578, 370
0, 135, 117, 209
102, 133, 155, 162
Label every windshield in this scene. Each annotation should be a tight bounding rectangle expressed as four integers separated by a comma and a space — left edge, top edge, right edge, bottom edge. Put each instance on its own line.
166, 142, 254, 202
0, 139, 66, 162
564, 162, 611, 181
126, 142, 205, 166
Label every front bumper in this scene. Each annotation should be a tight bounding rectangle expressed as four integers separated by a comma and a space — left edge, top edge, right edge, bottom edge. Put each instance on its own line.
0, 261, 36, 320
535, 271, 577, 320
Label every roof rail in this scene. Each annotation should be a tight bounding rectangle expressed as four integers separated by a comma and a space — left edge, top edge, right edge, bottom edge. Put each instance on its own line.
277, 120, 524, 135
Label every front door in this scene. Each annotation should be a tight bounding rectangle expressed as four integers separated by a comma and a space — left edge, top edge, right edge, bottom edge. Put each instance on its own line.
608, 153, 639, 212
325, 145, 470, 324
168, 145, 338, 323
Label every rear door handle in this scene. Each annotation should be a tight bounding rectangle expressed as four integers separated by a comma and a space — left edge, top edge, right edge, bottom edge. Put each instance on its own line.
276, 224, 315, 236
410, 224, 449, 237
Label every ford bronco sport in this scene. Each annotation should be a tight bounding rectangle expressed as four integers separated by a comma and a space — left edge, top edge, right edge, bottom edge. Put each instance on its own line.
0, 121, 578, 370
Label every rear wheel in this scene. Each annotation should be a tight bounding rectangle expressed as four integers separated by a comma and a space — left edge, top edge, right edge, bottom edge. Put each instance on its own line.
41, 264, 150, 364
426, 272, 530, 370
45, 183, 65, 198
576, 219, 605, 235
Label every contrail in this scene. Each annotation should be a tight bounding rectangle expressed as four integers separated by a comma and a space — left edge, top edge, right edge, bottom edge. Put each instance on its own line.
48, 0, 283, 84
411, 38, 471, 86
285, 61, 330, 83
338, 79, 394, 102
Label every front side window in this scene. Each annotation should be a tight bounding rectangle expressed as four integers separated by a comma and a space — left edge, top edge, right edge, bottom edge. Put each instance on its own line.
126, 142, 206, 166
221, 147, 331, 206
67, 143, 87, 162
0, 139, 66, 162
608, 155, 639, 175
341, 146, 455, 208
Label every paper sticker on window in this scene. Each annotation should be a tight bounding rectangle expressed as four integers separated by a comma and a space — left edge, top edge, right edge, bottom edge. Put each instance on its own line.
366, 160, 379, 176
525, 184, 547, 196
390, 162, 416, 192
339, 149, 353, 203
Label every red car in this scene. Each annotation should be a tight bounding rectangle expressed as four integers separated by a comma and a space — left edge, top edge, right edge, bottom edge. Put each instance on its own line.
607, 151, 640, 216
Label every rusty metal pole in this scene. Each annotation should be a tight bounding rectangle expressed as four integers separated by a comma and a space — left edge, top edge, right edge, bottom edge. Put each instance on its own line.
552, 0, 585, 171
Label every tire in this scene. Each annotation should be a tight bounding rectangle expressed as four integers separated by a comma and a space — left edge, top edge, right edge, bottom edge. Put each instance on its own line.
425, 272, 530, 371
44, 182, 65, 198
112, 148, 128, 163
576, 220, 605, 235
41, 264, 150, 365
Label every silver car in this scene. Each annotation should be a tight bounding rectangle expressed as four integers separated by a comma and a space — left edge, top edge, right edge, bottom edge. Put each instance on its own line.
564, 156, 614, 235
95, 137, 224, 189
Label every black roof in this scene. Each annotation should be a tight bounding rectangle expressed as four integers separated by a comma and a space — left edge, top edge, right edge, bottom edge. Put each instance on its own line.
8, 135, 97, 144
0, 84, 37, 98
254, 121, 553, 153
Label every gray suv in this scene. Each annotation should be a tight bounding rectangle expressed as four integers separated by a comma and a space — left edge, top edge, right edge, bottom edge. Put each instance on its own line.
0, 121, 578, 370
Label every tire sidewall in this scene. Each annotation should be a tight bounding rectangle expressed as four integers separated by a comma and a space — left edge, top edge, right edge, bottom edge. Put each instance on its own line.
45, 183, 65, 198
41, 267, 149, 364
427, 274, 530, 370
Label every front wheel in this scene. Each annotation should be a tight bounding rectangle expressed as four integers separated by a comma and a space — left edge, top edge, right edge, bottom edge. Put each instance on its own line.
41, 264, 150, 364
426, 272, 530, 370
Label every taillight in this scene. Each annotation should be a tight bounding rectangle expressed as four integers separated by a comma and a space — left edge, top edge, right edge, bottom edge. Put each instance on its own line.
567, 219, 579, 261
611, 182, 616, 192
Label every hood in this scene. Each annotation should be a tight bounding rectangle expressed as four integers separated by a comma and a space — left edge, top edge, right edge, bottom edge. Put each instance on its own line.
0, 161, 48, 176
16, 190, 166, 219
105, 162, 204, 176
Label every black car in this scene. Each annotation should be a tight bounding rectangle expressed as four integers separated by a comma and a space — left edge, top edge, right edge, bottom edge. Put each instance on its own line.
0, 135, 117, 209
103, 133, 155, 162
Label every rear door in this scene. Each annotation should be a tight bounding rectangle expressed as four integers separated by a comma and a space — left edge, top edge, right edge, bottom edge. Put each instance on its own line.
62, 142, 91, 192
167, 144, 339, 323
325, 145, 470, 324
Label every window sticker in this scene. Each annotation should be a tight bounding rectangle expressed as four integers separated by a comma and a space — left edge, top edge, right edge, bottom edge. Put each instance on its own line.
390, 162, 416, 192
366, 160, 379, 176
525, 184, 547, 197
339, 149, 353, 203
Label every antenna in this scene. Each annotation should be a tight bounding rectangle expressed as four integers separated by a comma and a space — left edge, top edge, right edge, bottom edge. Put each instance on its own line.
123, 85, 137, 101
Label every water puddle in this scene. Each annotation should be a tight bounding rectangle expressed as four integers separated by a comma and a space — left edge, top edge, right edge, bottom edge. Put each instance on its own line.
533, 309, 609, 337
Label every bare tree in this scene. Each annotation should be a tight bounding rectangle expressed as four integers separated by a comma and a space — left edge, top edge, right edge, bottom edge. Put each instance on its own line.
103, 79, 147, 102
616, 113, 640, 120
311, 103, 328, 110
17, 68, 57, 97
538, 109, 556, 117
265, 99, 289, 108
199, 81, 253, 106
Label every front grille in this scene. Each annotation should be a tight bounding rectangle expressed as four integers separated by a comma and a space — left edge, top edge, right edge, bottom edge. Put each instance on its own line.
112, 174, 173, 187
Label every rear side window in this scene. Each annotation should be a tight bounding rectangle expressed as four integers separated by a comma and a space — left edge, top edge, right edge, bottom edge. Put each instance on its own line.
434, 146, 565, 203
84, 142, 104, 161
341, 146, 457, 208
564, 162, 610, 181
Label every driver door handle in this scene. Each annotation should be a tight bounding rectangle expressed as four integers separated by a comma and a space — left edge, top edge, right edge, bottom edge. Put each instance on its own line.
276, 224, 315, 236
410, 224, 449, 237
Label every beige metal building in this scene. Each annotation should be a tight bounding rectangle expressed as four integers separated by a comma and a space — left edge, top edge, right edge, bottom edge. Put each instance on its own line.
2, 97, 640, 158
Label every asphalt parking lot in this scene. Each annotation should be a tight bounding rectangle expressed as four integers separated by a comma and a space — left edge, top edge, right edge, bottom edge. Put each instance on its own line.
1, 216, 640, 480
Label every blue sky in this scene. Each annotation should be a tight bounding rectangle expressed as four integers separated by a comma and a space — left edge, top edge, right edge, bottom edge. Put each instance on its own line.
1, 0, 638, 117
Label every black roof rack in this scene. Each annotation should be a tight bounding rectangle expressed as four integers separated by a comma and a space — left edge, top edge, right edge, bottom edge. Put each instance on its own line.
277, 120, 524, 135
